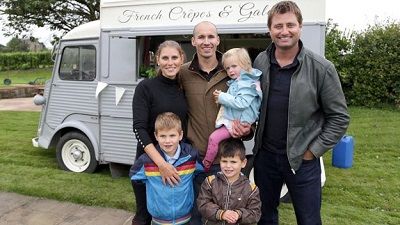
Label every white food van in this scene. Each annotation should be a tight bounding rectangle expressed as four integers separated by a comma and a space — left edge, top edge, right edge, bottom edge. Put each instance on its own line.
32, 0, 326, 182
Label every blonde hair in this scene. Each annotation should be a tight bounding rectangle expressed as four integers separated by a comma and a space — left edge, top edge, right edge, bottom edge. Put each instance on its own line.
267, 1, 303, 29
222, 48, 252, 73
155, 112, 182, 133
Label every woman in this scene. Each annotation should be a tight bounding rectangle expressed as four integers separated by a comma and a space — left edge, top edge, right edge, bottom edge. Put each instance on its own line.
130, 40, 187, 225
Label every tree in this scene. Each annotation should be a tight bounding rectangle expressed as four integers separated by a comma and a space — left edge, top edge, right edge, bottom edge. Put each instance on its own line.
6, 37, 29, 52
325, 19, 353, 68
325, 19, 354, 102
0, 44, 6, 52
0, 0, 99, 35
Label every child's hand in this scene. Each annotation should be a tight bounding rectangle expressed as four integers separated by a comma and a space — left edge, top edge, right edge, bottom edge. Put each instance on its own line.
222, 210, 239, 224
213, 90, 221, 103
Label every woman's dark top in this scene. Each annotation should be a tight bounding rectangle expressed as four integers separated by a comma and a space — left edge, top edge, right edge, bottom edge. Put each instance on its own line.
132, 75, 188, 159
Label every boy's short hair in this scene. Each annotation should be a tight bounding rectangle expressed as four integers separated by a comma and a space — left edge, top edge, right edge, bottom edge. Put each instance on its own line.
219, 138, 246, 160
155, 112, 182, 133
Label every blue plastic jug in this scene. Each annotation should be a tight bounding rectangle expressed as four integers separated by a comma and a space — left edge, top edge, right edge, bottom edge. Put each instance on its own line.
332, 135, 354, 168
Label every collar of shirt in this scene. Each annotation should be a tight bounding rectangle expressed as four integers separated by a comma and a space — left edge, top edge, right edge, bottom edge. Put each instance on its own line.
270, 41, 302, 69
163, 144, 181, 165
189, 52, 224, 81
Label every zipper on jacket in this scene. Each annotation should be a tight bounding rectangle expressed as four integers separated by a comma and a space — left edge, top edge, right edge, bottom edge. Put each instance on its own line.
222, 174, 232, 225
287, 64, 301, 175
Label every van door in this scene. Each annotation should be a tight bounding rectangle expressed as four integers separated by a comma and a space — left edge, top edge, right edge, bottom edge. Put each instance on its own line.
45, 41, 99, 130
98, 34, 138, 165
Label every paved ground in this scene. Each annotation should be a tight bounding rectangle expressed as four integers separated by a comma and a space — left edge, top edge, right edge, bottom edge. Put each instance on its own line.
0, 98, 134, 225
0, 192, 133, 225
0, 97, 42, 112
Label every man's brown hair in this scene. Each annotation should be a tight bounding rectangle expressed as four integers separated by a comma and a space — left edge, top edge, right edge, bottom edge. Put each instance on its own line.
267, 1, 303, 29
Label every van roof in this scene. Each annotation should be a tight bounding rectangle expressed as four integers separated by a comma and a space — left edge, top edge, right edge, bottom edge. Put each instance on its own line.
62, 20, 100, 40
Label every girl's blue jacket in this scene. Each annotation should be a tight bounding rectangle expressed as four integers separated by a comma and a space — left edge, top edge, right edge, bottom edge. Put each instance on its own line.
218, 68, 263, 125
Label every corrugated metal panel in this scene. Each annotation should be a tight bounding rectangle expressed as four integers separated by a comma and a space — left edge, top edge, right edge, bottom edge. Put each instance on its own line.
99, 84, 135, 118
99, 83, 137, 165
46, 81, 98, 129
100, 116, 137, 165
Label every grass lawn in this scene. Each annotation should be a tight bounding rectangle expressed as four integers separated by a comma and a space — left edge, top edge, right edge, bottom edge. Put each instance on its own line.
0, 107, 399, 224
0, 111, 134, 211
0, 68, 52, 86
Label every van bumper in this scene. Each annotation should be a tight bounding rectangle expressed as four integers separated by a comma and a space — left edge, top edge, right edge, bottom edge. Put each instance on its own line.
32, 137, 39, 148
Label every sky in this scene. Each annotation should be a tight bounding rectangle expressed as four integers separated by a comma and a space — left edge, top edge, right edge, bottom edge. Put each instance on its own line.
0, 0, 400, 48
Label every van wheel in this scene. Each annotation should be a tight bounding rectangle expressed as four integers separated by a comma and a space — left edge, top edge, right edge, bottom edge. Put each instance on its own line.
56, 132, 97, 173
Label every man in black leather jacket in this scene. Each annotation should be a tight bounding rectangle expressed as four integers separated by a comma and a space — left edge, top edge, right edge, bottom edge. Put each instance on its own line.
252, 1, 350, 224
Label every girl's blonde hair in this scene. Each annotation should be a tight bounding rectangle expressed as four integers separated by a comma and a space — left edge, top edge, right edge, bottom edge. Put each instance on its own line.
222, 48, 252, 73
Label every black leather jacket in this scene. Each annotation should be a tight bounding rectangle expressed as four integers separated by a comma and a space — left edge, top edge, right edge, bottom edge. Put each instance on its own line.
253, 42, 350, 171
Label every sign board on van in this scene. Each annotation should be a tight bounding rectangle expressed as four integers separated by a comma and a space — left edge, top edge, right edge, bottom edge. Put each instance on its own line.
100, 0, 325, 29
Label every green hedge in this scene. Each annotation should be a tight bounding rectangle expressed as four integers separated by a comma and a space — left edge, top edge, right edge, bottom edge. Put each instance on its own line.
346, 23, 400, 107
326, 21, 400, 108
0, 51, 53, 71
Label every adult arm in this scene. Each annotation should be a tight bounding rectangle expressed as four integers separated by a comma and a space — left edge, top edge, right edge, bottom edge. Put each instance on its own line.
132, 82, 180, 185
308, 63, 350, 158
144, 144, 180, 185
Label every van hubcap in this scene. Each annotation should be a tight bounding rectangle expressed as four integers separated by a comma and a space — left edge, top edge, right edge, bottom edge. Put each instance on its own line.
72, 148, 83, 161
62, 139, 91, 172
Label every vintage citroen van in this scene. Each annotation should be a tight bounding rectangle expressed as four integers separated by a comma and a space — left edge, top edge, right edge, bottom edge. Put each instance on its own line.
32, 0, 326, 180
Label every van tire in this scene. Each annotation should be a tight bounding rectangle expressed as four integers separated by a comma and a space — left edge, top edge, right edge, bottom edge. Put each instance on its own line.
56, 132, 97, 173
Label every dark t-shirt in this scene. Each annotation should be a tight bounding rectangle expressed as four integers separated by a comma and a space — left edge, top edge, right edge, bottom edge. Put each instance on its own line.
262, 48, 299, 154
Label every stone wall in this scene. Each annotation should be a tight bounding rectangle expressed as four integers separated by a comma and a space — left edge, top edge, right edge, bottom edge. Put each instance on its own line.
0, 85, 44, 99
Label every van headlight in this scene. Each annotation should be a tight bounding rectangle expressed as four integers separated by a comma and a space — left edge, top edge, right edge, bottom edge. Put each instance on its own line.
33, 94, 46, 105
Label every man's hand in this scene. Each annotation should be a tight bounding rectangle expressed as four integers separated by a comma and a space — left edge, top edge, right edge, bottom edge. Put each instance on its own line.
231, 120, 251, 138
303, 149, 315, 160
158, 161, 180, 186
222, 210, 239, 224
